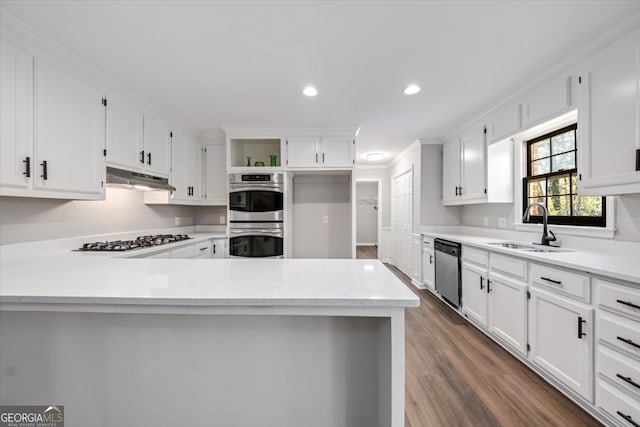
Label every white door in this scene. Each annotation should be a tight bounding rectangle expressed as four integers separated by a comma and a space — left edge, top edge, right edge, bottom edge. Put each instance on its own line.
422, 246, 435, 290
287, 137, 319, 168
170, 132, 188, 201
578, 27, 640, 195
528, 287, 594, 401
105, 96, 143, 171
460, 124, 486, 201
442, 138, 460, 204
0, 40, 32, 193
143, 114, 171, 177
391, 169, 412, 275
34, 60, 104, 198
185, 137, 201, 201
411, 235, 421, 283
462, 262, 489, 327
488, 272, 527, 355
321, 137, 353, 168
204, 144, 226, 205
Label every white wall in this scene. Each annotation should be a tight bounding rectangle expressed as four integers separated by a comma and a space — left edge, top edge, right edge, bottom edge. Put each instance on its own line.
292, 175, 352, 259
0, 189, 196, 244
356, 182, 378, 245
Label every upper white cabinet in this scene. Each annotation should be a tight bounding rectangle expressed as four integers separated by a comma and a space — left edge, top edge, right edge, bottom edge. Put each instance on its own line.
105, 96, 144, 172
203, 144, 227, 205
32, 59, 105, 199
170, 132, 201, 202
486, 98, 521, 143
442, 136, 461, 204
0, 39, 32, 193
521, 73, 572, 128
143, 114, 171, 177
460, 123, 487, 202
286, 136, 353, 168
577, 27, 640, 196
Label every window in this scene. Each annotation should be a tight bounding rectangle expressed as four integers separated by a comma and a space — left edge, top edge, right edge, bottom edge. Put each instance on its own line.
523, 124, 605, 227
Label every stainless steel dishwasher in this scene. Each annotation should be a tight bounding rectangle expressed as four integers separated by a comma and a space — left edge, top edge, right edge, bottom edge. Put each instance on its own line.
434, 238, 461, 308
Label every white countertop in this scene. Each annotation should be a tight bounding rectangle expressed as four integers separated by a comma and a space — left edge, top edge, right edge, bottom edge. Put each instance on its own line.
421, 229, 640, 285
0, 231, 419, 309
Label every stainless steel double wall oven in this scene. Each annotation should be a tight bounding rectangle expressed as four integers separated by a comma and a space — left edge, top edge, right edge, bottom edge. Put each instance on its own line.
228, 173, 284, 258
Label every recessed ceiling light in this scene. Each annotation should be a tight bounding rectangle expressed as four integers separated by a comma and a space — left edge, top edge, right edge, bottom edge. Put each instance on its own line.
303, 85, 318, 97
404, 84, 420, 95
367, 152, 385, 161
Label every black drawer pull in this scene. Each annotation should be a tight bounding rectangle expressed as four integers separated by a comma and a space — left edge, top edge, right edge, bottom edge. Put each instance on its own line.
577, 316, 586, 339
139, 150, 145, 163
540, 276, 562, 285
616, 373, 640, 390
617, 299, 640, 310
213, 244, 216, 255
617, 411, 640, 427
617, 336, 640, 350
23, 156, 31, 177
147, 152, 152, 165
40, 160, 48, 180
487, 279, 492, 294
429, 254, 433, 264
480, 276, 484, 290
199, 247, 207, 251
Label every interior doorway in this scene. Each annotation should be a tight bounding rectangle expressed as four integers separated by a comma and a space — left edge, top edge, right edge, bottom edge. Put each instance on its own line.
355, 180, 381, 259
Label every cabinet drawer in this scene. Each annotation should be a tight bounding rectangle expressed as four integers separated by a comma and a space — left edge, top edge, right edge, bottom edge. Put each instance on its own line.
597, 379, 640, 427
530, 263, 590, 303
599, 346, 640, 397
599, 312, 640, 359
462, 246, 488, 267
597, 279, 640, 321
195, 241, 213, 258
490, 254, 527, 281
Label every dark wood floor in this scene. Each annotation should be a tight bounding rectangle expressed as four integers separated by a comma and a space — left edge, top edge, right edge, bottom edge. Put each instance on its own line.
383, 264, 600, 427
356, 245, 378, 259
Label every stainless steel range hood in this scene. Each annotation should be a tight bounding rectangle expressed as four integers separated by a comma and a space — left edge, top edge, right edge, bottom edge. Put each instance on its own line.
106, 167, 176, 192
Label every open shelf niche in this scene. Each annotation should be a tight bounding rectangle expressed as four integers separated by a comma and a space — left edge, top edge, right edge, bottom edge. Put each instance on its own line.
229, 138, 282, 168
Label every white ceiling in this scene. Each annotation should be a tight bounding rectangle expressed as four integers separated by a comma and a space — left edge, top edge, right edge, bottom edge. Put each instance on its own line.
1, 1, 639, 165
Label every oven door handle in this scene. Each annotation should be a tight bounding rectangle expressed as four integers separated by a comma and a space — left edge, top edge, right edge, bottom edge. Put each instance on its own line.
229, 185, 283, 192
229, 230, 283, 237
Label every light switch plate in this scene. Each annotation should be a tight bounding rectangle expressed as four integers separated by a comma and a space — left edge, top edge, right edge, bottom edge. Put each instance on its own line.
219, 216, 226, 224
323, 216, 329, 224
174, 217, 181, 226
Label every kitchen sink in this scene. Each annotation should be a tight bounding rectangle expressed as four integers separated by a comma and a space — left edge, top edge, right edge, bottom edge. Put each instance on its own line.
522, 247, 574, 253
487, 242, 534, 249
487, 242, 574, 253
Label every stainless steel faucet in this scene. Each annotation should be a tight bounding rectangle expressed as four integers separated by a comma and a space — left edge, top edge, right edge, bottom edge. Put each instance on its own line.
523, 202, 557, 246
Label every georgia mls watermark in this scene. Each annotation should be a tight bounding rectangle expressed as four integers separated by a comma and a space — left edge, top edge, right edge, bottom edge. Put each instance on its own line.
0, 406, 64, 427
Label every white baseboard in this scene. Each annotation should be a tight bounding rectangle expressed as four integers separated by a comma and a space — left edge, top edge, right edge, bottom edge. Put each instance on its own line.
380, 258, 391, 263
411, 279, 426, 290
356, 242, 378, 247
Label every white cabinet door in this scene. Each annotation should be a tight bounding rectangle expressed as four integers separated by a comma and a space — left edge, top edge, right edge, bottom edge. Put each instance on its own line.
186, 137, 201, 201
212, 238, 226, 258
204, 144, 227, 205
460, 123, 486, 202
105, 96, 143, 172
170, 132, 189, 201
287, 137, 319, 168
462, 262, 489, 327
34, 60, 105, 198
0, 40, 32, 193
577, 27, 640, 195
171, 244, 196, 259
321, 137, 353, 168
442, 138, 460, 205
143, 114, 171, 177
529, 287, 594, 401
422, 246, 435, 290
411, 235, 421, 283
487, 98, 521, 143
522, 73, 572, 128
488, 272, 528, 355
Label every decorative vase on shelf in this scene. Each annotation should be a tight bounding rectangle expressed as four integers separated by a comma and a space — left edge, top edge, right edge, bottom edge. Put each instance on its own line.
270, 154, 278, 167
246, 156, 252, 167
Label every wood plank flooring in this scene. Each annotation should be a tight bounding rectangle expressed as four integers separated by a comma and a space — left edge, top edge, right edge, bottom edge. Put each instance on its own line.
383, 264, 600, 427
356, 245, 378, 259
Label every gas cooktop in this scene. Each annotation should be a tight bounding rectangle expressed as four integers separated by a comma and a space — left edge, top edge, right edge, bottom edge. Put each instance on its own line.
77, 234, 191, 252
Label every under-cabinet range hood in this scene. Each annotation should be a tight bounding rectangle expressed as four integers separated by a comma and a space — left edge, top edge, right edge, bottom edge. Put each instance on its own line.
106, 167, 176, 192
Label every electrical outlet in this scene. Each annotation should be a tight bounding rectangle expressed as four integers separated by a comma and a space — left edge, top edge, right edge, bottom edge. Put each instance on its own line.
323, 216, 329, 224
498, 217, 507, 228
483, 217, 489, 227
219, 215, 226, 224
174, 217, 181, 226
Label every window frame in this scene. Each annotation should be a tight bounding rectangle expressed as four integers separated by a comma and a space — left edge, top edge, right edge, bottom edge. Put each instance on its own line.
522, 124, 606, 227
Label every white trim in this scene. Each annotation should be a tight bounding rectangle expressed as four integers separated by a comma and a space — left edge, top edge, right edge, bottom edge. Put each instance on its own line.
356, 242, 378, 247
390, 141, 421, 168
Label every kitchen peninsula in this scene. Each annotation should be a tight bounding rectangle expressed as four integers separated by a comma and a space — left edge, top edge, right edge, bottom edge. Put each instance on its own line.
0, 244, 418, 427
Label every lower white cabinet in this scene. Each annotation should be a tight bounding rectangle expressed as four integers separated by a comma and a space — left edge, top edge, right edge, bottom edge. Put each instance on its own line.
421, 239, 435, 291
488, 272, 528, 355
171, 244, 196, 259
211, 238, 226, 258
528, 286, 594, 402
462, 261, 489, 327
411, 234, 421, 285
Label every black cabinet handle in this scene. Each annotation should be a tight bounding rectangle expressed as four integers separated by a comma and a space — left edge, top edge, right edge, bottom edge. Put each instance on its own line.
480, 276, 484, 290
429, 254, 433, 264
455, 186, 459, 196
617, 336, 640, 350
616, 373, 640, 390
617, 299, 640, 310
40, 160, 48, 180
617, 411, 640, 427
322, 152, 325, 163
541, 276, 562, 285
315, 152, 318, 164
487, 279, 492, 293
139, 150, 145, 164
23, 156, 31, 177
147, 152, 151, 165
199, 247, 207, 252
577, 316, 586, 339
213, 244, 216, 255
459, 186, 463, 195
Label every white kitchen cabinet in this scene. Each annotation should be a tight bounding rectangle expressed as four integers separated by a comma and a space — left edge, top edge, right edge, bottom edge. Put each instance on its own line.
488, 272, 528, 355
521, 73, 572, 128
286, 136, 353, 169
33, 59, 105, 199
105, 96, 144, 172
0, 39, 32, 193
577, 27, 640, 195
320, 137, 354, 168
462, 261, 489, 327
411, 234, 422, 286
143, 114, 171, 177
529, 286, 594, 402
211, 238, 226, 258
171, 244, 196, 259
203, 144, 227, 205
460, 123, 486, 202
486, 97, 521, 143
442, 136, 461, 204
421, 239, 435, 291
194, 240, 213, 258
143, 250, 172, 259
170, 132, 201, 202
286, 137, 320, 168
